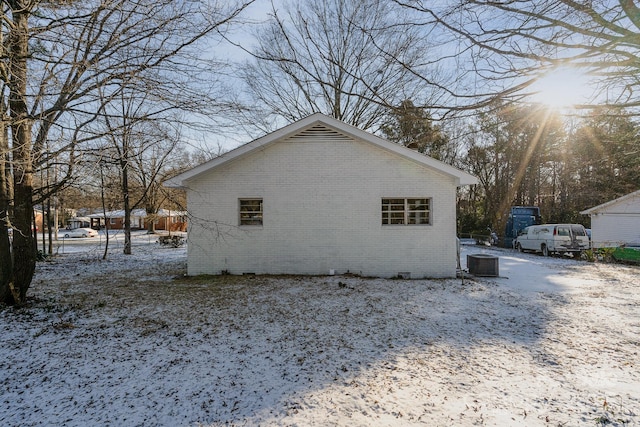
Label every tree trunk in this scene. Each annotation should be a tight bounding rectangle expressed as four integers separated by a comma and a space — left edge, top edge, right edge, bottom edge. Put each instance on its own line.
146, 207, 156, 234
121, 158, 132, 255
0, 16, 11, 303
99, 162, 110, 260
0, 123, 13, 304
6, 5, 36, 305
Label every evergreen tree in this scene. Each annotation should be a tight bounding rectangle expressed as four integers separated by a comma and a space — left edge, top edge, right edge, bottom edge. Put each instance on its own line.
382, 100, 451, 161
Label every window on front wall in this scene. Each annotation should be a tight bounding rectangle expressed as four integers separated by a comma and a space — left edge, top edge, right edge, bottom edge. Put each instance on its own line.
382, 198, 431, 225
239, 199, 263, 226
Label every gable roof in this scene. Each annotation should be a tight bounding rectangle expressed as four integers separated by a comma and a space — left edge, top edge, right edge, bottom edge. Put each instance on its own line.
165, 113, 478, 188
581, 189, 640, 215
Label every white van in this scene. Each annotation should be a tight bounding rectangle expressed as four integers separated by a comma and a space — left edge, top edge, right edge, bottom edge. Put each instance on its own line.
514, 224, 590, 256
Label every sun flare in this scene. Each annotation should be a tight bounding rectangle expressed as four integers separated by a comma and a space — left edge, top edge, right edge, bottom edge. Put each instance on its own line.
530, 67, 591, 108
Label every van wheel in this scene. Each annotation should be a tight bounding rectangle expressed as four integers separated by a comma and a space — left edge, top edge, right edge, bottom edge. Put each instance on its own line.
515, 242, 523, 252
541, 244, 549, 257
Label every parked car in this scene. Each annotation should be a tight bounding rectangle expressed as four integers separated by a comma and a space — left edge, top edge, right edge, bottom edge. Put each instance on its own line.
514, 224, 589, 256
63, 227, 98, 238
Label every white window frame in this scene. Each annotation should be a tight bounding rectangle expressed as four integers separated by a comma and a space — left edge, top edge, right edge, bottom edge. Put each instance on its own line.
382, 198, 431, 225
239, 199, 263, 226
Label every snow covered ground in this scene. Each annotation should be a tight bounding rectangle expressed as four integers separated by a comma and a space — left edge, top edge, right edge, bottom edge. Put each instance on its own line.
1, 233, 639, 426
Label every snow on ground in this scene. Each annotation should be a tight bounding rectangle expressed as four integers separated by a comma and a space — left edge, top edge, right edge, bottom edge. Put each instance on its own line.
1, 233, 639, 426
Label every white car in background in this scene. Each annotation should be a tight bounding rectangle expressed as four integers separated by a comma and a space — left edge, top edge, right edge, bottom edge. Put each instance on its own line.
62, 227, 98, 238
514, 223, 589, 256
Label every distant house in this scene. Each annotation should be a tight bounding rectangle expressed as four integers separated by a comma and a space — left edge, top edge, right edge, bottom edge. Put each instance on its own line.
149, 209, 188, 232
581, 190, 640, 248
166, 113, 477, 278
66, 217, 91, 229
88, 209, 145, 230
88, 209, 187, 232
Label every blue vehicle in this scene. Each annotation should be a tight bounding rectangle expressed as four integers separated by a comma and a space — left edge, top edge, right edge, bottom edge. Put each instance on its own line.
504, 206, 542, 248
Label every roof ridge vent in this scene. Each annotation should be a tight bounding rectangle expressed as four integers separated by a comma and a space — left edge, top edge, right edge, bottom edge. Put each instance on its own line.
285, 124, 353, 142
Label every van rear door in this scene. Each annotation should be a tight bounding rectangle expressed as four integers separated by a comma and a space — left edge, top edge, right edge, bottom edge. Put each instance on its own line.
554, 225, 588, 252
554, 225, 572, 251
570, 225, 590, 250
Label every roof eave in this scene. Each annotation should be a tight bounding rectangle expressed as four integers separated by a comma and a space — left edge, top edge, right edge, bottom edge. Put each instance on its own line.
164, 113, 479, 188
580, 189, 640, 214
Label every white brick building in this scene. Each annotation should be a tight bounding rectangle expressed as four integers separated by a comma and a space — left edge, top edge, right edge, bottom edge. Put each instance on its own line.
166, 114, 477, 278
581, 189, 640, 248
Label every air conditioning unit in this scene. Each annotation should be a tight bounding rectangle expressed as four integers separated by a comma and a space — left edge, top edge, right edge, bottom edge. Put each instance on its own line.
467, 254, 499, 277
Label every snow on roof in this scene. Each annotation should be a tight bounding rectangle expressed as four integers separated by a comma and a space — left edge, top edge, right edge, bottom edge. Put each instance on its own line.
165, 113, 478, 188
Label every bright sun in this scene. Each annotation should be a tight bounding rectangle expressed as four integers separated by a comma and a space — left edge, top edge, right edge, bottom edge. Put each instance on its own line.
529, 67, 592, 108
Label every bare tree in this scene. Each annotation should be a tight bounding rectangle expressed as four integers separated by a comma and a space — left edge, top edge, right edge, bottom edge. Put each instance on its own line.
392, 0, 640, 112
96, 85, 185, 253
383, 1, 640, 236
0, 0, 254, 306
236, 0, 437, 133
131, 132, 187, 236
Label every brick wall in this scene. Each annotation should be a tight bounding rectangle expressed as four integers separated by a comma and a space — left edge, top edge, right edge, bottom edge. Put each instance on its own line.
186, 133, 459, 278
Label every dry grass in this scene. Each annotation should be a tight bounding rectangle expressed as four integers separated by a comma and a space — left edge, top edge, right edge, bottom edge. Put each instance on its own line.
2, 249, 639, 426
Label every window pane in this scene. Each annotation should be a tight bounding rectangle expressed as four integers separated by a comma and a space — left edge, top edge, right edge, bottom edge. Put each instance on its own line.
382, 198, 430, 226
390, 212, 405, 224
407, 198, 430, 225
240, 199, 263, 225
408, 212, 430, 224
382, 199, 405, 211
408, 198, 429, 210
571, 225, 586, 236
382, 199, 406, 224
383, 198, 404, 205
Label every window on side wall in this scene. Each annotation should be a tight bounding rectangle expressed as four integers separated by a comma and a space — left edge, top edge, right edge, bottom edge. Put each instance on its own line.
239, 199, 263, 226
382, 198, 431, 225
